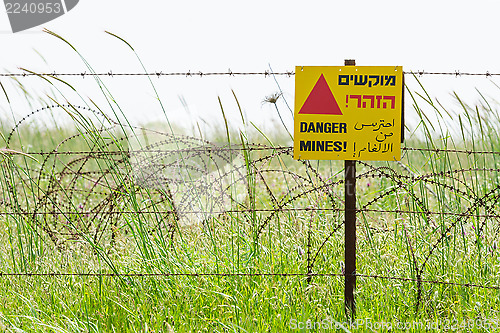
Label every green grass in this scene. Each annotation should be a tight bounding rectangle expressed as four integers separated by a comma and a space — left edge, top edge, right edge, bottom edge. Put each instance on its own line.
0, 31, 499, 332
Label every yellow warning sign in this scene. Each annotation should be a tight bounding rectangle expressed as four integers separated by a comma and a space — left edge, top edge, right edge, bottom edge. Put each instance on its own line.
293, 66, 403, 161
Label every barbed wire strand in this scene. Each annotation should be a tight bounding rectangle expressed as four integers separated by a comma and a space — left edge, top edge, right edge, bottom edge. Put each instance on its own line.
0, 70, 499, 78
0, 271, 497, 290
1, 208, 499, 218
8, 146, 500, 156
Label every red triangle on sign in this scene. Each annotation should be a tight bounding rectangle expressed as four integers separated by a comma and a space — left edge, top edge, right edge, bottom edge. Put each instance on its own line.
298, 74, 343, 115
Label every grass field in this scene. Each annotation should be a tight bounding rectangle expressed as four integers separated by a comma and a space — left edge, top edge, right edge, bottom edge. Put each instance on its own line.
0, 32, 500, 332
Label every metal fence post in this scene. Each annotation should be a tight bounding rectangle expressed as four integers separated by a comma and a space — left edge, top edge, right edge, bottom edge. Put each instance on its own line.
344, 59, 356, 318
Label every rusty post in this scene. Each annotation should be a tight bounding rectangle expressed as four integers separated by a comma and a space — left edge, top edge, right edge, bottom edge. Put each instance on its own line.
344, 59, 356, 318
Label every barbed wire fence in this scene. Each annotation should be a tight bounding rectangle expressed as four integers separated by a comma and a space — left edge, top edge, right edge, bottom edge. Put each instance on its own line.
0, 71, 500, 314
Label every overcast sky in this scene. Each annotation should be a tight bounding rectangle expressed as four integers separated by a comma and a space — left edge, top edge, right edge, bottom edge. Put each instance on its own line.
1, 0, 499, 136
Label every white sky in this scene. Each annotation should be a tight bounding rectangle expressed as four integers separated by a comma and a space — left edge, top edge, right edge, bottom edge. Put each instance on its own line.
1, 0, 500, 137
